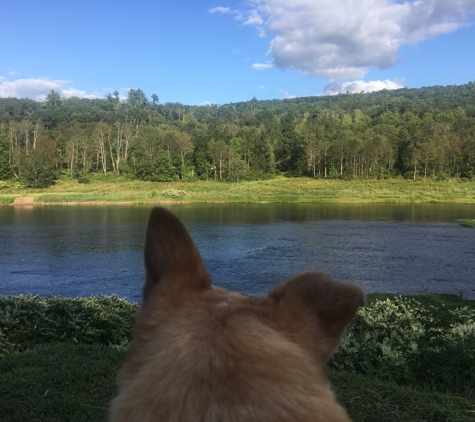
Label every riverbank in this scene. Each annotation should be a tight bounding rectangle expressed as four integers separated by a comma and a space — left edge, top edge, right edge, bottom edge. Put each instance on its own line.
1, 176, 475, 205
1, 293, 474, 422
456, 219, 475, 227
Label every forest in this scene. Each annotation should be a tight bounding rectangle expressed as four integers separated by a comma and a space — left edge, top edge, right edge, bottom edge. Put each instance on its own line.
1, 82, 475, 187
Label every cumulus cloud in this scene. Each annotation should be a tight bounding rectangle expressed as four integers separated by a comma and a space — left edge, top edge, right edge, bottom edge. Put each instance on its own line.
321, 79, 405, 95
217, 0, 475, 79
0, 77, 105, 101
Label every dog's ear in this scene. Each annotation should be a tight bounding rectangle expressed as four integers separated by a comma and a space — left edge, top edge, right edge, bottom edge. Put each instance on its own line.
143, 207, 211, 302
270, 272, 365, 360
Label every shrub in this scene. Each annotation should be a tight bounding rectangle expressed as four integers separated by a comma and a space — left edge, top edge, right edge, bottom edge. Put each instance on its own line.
77, 177, 90, 184
0, 181, 9, 189
0, 295, 138, 356
331, 296, 475, 396
14, 182, 27, 190
161, 189, 186, 198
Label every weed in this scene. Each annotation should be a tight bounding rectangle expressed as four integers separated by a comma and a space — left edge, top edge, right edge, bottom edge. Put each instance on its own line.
331, 296, 475, 398
161, 189, 186, 198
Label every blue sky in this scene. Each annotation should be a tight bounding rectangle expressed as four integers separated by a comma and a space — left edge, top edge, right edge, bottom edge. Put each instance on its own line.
1, 0, 474, 105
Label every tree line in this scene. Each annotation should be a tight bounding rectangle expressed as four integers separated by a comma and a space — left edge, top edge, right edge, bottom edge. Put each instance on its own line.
1, 82, 475, 187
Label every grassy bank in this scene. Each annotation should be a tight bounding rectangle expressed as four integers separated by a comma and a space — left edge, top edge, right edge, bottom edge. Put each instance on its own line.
456, 219, 475, 228
1, 294, 474, 421
1, 175, 475, 205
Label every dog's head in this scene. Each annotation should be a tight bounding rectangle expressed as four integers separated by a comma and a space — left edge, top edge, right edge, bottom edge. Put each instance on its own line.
110, 207, 365, 421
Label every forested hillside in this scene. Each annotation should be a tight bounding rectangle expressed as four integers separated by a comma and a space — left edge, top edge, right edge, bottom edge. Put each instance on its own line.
1, 82, 475, 187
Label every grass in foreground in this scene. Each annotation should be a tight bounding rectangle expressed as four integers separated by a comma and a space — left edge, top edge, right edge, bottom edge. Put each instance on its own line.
0, 294, 474, 421
0, 343, 126, 422
1, 174, 475, 205
332, 371, 475, 422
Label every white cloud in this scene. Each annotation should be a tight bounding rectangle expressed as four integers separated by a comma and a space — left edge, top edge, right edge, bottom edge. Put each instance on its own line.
321, 79, 405, 95
225, 0, 475, 79
208, 6, 243, 20
0, 77, 106, 101
252, 62, 273, 70
278, 89, 296, 99
243, 9, 264, 26
259, 85, 266, 90
208, 6, 233, 14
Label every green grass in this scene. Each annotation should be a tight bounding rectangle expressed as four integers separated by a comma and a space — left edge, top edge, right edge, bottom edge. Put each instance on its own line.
332, 371, 475, 422
1, 293, 474, 421
0, 343, 126, 422
456, 219, 475, 228
1, 175, 475, 205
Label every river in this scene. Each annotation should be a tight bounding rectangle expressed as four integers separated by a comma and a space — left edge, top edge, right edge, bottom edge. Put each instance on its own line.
0, 203, 474, 301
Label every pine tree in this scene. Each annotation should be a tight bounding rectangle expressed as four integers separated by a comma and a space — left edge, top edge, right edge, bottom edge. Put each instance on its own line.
153, 150, 176, 182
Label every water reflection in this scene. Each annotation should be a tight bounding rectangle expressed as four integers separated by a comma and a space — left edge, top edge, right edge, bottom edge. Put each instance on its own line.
0, 203, 474, 301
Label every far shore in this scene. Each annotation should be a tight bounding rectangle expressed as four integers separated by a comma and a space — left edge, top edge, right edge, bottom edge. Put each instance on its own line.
2, 176, 475, 206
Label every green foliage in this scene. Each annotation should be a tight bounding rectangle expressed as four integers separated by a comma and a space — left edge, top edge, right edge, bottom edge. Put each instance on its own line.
13, 182, 27, 190
152, 150, 175, 182
18, 149, 57, 188
2, 82, 475, 184
0, 131, 11, 180
77, 176, 90, 184
456, 219, 475, 228
161, 189, 186, 198
0, 295, 138, 355
0, 181, 9, 189
0, 294, 474, 422
136, 157, 155, 181
331, 296, 475, 397
44, 90, 62, 109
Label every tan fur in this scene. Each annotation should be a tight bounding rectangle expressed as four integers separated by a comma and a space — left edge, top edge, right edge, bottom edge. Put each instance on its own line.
109, 207, 365, 421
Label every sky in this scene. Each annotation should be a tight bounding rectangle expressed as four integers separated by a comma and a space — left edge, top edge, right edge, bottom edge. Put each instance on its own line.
1, 0, 475, 106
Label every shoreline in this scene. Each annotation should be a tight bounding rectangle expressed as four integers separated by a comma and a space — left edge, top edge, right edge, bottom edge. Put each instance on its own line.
7, 199, 475, 206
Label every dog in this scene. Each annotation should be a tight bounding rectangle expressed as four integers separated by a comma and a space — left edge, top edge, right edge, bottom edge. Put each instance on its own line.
109, 207, 365, 421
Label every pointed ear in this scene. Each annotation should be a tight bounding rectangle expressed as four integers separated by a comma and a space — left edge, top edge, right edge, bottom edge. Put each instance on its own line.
142, 207, 211, 302
270, 272, 365, 360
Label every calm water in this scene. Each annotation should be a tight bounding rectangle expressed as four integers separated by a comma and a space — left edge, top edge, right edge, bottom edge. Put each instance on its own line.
0, 203, 474, 301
